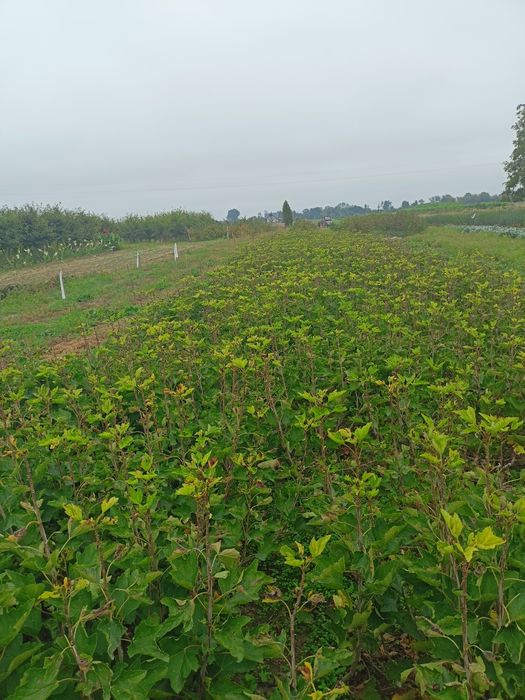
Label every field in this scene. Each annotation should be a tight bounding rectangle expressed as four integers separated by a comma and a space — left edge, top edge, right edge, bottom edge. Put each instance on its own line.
1, 226, 525, 699
0, 238, 245, 352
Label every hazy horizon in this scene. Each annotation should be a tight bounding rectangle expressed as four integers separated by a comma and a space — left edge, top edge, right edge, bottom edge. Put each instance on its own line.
1, 0, 524, 219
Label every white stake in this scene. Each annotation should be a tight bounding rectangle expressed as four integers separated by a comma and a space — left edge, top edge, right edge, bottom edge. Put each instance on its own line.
59, 270, 66, 300
136, 251, 140, 268
173, 242, 179, 260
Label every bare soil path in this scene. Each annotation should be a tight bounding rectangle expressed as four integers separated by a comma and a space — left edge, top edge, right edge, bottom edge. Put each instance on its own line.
0, 242, 198, 290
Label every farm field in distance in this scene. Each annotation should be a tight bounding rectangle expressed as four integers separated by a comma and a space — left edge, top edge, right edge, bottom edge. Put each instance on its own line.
2, 224, 525, 699
0, 238, 246, 352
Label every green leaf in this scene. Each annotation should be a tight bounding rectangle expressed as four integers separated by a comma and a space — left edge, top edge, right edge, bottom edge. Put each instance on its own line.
456, 406, 477, 427
98, 619, 125, 661
313, 556, 346, 589
214, 570, 229, 579
279, 545, 303, 567
9, 653, 62, 700
176, 483, 195, 497
440, 509, 463, 539
110, 669, 149, 700
0, 639, 43, 684
349, 608, 371, 630
170, 551, 198, 590
101, 497, 119, 513
430, 431, 448, 456
214, 616, 250, 661
354, 422, 372, 443
493, 624, 525, 663
127, 616, 169, 662
161, 597, 195, 632
473, 527, 505, 550
507, 588, 525, 622
327, 430, 346, 445
309, 535, 331, 559
64, 503, 83, 521
164, 638, 199, 693
0, 601, 34, 648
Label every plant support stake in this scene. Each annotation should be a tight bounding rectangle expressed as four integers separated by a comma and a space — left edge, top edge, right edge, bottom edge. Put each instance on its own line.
136, 251, 140, 269
174, 243, 179, 260
59, 270, 66, 300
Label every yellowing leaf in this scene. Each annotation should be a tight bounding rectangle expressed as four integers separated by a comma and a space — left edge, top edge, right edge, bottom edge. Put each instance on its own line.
64, 503, 83, 521
280, 545, 304, 567
309, 534, 331, 559
101, 497, 119, 513
441, 509, 463, 539
39, 589, 61, 601
474, 527, 505, 551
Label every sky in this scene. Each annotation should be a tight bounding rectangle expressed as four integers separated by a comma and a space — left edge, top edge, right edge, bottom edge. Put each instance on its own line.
0, 0, 524, 219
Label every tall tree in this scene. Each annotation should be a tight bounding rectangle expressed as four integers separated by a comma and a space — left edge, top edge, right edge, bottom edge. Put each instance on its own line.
226, 208, 240, 222
504, 104, 525, 201
282, 200, 293, 227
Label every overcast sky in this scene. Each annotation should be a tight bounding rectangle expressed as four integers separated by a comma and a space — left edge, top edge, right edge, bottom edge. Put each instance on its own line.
1, 0, 524, 218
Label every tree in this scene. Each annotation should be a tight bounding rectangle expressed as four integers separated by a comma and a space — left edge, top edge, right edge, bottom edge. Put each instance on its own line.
504, 104, 525, 201
401, 200, 410, 209
381, 200, 394, 211
282, 200, 293, 227
226, 208, 240, 223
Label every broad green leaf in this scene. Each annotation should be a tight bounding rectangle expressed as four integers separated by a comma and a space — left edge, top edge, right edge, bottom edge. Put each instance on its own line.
440, 509, 463, 539
110, 669, 149, 700
507, 589, 525, 622
214, 616, 250, 661
101, 497, 119, 513
127, 616, 169, 662
164, 638, 199, 693
9, 653, 62, 700
354, 422, 372, 443
64, 503, 83, 521
176, 483, 195, 496
313, 556, 346, 589
473, 527, 505, 551
0, 639, 43, 684
98, 619, 125, 661
309, 535, 331, 559
280, 545, 303, 567
493, 624, 525, 663
0, 601, 34, 648
170, 551, 198, 590
430, 431, 448, 456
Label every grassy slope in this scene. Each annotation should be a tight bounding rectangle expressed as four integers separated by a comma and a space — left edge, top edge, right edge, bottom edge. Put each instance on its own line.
408, 225, 525, 269
0, 237, 250, 350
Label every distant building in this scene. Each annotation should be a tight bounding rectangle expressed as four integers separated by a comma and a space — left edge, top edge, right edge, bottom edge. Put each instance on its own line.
318, 216, 332, 228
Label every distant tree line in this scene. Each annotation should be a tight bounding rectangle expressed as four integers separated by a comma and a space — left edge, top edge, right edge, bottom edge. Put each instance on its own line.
0, 204, 227, 255
118, 210, 221, 242
261, 192, 505, 223
402, 192, 502, 208
264, 202, 372, 222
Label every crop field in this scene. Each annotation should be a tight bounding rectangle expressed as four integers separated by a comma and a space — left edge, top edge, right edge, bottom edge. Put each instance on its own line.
0, 238, 244, 352
2, 228, 525, 699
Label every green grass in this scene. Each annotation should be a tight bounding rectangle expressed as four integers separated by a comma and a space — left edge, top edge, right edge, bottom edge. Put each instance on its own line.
407, 225, 525, 268
0, 237, 250, 349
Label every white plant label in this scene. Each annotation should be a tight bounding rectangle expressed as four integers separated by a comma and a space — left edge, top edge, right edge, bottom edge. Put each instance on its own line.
59, 270, 66, 300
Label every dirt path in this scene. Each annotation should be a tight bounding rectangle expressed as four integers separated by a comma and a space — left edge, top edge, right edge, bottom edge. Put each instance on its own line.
0, 242, 199, 290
